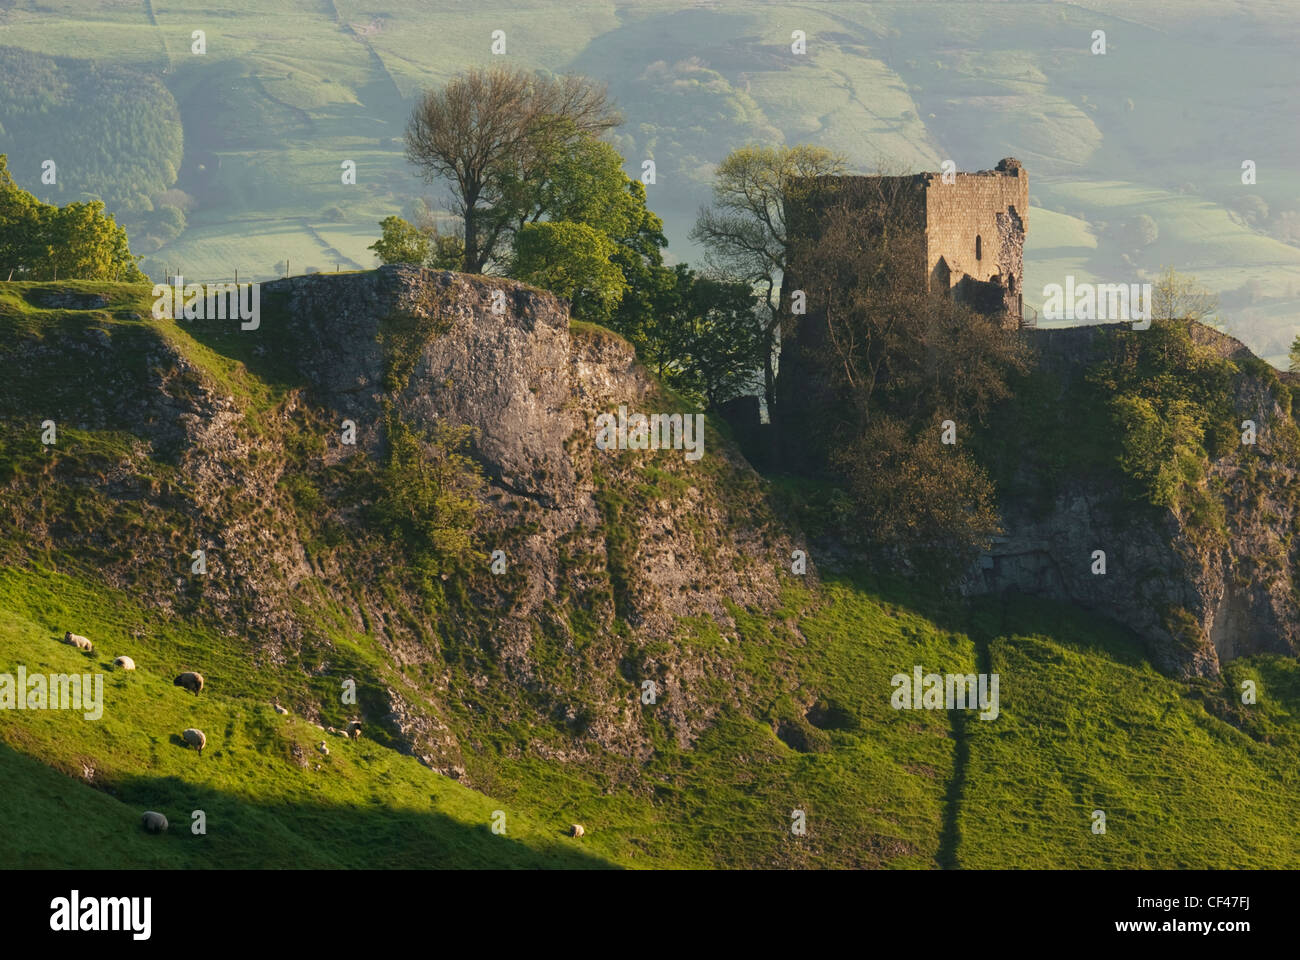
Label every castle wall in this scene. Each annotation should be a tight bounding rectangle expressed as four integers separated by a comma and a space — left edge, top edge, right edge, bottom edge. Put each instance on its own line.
922, 166, 1028, 302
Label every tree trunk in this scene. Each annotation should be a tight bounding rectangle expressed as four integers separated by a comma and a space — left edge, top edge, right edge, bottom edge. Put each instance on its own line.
463, 207, 481, 273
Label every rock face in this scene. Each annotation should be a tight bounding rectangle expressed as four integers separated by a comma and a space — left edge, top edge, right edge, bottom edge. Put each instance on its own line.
963, 323, 1299, 678
256, 267, 801, 767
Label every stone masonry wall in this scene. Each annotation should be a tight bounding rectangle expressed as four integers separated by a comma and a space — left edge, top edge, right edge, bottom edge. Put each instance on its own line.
921, 160, 1028, 297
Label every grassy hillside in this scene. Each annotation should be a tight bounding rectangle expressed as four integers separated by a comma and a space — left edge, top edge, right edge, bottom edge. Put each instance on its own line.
0, 1, 1295, 362
2, 280, 1299, 868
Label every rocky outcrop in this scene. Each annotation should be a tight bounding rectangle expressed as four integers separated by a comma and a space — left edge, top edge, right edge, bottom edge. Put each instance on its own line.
963, 323, 1299, 678
258, 267, 802, 766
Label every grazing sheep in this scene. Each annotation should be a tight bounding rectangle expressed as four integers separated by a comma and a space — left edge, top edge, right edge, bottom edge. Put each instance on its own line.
173, 672, 204, 695
113, 656, 136, 671
570, 824, 585, 838
63, 631, 93, 652
141, 811, 168, 834
182, 728, 206, 755
317, 741, 329, 756
346, 720, 362, 741
273, 702, 288, 715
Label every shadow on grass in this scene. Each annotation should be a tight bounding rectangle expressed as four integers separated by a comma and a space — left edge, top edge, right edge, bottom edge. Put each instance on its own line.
835, 570, 1156, 869
2, 743, 616, 870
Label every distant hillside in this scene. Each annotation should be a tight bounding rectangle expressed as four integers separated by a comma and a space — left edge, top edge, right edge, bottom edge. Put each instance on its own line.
2, 271, 1298, 868
0, 1, 1295, 363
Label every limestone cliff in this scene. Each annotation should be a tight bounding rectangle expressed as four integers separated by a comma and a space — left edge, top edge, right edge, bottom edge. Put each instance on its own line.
965, 322, 1300, 679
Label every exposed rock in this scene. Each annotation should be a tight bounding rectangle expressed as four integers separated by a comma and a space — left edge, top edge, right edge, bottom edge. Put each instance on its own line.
963, 323, 1299, 678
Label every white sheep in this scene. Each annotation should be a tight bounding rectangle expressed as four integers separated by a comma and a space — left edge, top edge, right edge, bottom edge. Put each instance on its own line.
182, 728, 206, 756
570, 824, 585, 838
317, 741, 330, 756
141, 811, 168, 834
63, 631, 93, 652
346, 720, 362, 741
113, 656, 136, 671
173, 672, 204, 695
273, 703, 288, 715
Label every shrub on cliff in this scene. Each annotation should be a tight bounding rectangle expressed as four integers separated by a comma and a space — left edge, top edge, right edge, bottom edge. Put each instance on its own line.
371, 416, 484, 586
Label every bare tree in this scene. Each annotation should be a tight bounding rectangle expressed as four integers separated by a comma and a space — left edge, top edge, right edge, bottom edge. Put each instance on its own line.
1151, 265, 1218, 324
691, 144, 848, 414
404, 67, 621, 273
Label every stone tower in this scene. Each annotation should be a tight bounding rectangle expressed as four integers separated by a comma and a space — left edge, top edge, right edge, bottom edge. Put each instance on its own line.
920, 157, 1027, 325
772, 159, 1029, 466
787, 157, 1028, 326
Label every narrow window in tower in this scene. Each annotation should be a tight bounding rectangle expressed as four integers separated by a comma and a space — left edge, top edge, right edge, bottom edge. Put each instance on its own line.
975, 235, 982, 261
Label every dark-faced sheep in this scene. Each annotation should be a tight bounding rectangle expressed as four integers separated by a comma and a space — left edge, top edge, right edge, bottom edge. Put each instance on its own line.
174, 672, 204, 695
141, 811, 168, 834
113, 656, 136, 671
346, 720, 362, 741
182, 728, 206, 755
63, 631, 93, 652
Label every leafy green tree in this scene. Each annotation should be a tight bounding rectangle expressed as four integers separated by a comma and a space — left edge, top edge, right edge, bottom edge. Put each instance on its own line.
511, 221, 627, 321
371, 215, 430, 266
369, 215, 463, 270
404, 67, 621, 272
0, 155, 43, 275
498, 124, 641, 240
637, 265, 760, 409
1289, 334, 1299, 372
0, 154, 145, 281
501, 129, 674, 342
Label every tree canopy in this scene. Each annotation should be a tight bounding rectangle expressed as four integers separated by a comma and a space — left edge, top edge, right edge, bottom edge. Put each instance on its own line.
691, 144, 848, 413
404, 67, 621, 273
0, 154, 146, 282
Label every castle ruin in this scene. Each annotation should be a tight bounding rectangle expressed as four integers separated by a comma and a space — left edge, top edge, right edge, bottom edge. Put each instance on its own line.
791, 157, 1029, 327
763, 158, 1029, 468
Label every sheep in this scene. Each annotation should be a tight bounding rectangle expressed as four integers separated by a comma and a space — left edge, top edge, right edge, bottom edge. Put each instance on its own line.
173, 672, 204, 695
182, 728, 206, 756
346, 720, 362, 741
273, 702, 288, 715
570, 824, 585, 838
63, 631, 93, 652
113, 656, 136, 671
317, 741, 329, 756
141, 811, 168, 834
